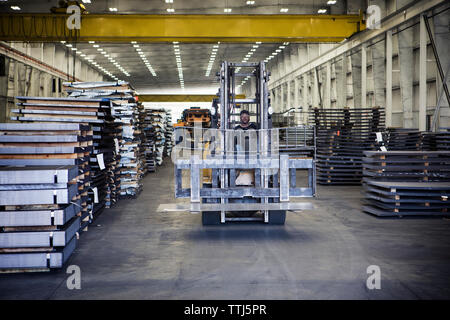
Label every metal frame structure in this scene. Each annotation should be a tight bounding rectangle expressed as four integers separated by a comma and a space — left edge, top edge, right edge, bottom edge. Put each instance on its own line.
169, 61, 316, 224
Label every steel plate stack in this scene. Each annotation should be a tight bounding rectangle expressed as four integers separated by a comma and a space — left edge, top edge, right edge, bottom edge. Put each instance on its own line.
0, 165, 82, 271
146, 108, 167, 166
362, 150, 450, 217
142, 110, 157, 172
111, 100, 144, 198
362, 180, 450, 217
421, 129, 450, 151
0, 123, 92, 230
11, 96, 119, 229
382, 128, 421, 150
309, 107, 385, 185
164, 111, 174, 158
63, 81, 144, 198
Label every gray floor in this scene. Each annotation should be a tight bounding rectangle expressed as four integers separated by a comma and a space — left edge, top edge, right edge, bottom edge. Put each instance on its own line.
1, 161, 450, 300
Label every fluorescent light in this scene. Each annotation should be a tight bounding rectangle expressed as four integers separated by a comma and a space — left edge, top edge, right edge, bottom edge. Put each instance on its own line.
224, 8, 232, 13
167, 8, 175, 12
165, 0, 173, 3
280, 8, 289, 13
327, 0, 337, 4
93, 44, 99, 48
11, 6, 21, 10
246, 1, 255, 5
82, 0, 91, 3
318, 8, 327, 13
109, 8, 118, 12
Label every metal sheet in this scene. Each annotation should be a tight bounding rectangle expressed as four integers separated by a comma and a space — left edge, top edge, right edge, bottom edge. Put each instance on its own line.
11, 116, 104, 124
0, 184, 78, 205
0, 235, 77, 269
158, 202, 314, 213
0, 203, 80, 227
0, 135, 85, 143
0, 166, 78, 184
0, 146, 90, 154
0, 217, 80, 248
0, 123, 91, 131
0, 159, 85, 166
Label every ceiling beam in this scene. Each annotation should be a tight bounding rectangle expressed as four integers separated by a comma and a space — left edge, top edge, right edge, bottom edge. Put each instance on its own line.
0, 14, 364, 43
138, 94, 245, 103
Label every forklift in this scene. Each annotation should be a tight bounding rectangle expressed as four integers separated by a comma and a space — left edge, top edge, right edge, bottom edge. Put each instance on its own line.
163, 61, 316, 225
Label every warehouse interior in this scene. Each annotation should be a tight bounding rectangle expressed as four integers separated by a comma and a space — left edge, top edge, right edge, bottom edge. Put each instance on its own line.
0, 0, 449, 301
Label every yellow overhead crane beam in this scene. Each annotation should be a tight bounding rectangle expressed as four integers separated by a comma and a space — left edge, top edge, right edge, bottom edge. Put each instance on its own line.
138, 94, 245, 103
0, 14, 365, 43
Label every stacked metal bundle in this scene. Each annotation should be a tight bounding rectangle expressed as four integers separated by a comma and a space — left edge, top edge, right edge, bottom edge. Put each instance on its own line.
363, 151, 450, 182
381, 128, 421, 150
111, 100, 144, 197
11, 96, 118, 228
421, 129, 450, 151
63, 81, 144, 198
164, 111, 173, 157
0, 123, 92, 230
142, 110, 157, 172
362, 151, 450, 217
137, 102, 148, 175
309, 107, 385, 185
0, 166, 81, 271
63, 81, 135, 100
146, 108, 167, 166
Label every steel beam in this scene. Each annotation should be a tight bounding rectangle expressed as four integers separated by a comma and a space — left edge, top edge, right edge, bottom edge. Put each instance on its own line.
138, 94, 244, 103
0, 14, 364, 43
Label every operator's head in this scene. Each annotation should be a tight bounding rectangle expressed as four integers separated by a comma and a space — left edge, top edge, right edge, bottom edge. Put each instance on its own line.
240, 110, 250, 125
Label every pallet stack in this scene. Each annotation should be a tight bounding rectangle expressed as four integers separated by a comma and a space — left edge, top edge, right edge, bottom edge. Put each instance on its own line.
362, 150, 450, 217
309, 107, 385, 185
0, 123, 92, 230
0, 166, 81, 272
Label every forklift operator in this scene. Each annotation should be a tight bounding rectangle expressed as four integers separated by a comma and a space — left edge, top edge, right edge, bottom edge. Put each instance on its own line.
234, 110, 258, 130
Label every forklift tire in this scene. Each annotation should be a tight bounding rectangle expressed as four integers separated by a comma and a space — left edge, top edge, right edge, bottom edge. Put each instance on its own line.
202, 211, 221, 225
268, 210, 286, 225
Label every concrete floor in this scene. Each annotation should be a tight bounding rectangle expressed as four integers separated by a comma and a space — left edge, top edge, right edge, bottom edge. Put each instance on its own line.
1, 161, 450, 300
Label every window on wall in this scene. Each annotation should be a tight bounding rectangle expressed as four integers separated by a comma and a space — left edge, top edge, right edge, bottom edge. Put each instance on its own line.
52, 78, 57, 93
426, 114, 432, 131
0, 56, 5, 77
58, 79, 62, 93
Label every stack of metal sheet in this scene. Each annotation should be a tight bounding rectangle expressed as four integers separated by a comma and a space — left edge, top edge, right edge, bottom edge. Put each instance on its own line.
362, 180, 450, 217
309, 107, 385, 185
12, 97, 105, 124
421, 130, 450, 151
0, 123, 92, 229
137, 102, 148, 175
142, 113, 157, 173
10, 96, 119, 229
63, 81, 144, 198
63, 81, 135, 100
111, 100, 144, 197
0, 166, 81, 271
363, 150, 450, 182
88, 102, 122, 212
146, 108, 167, 166
382, 128, 421, 150
164, 111, 173, 158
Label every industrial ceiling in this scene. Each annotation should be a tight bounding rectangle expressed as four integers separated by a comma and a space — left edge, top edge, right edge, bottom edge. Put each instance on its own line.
0, 0, 360, 92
